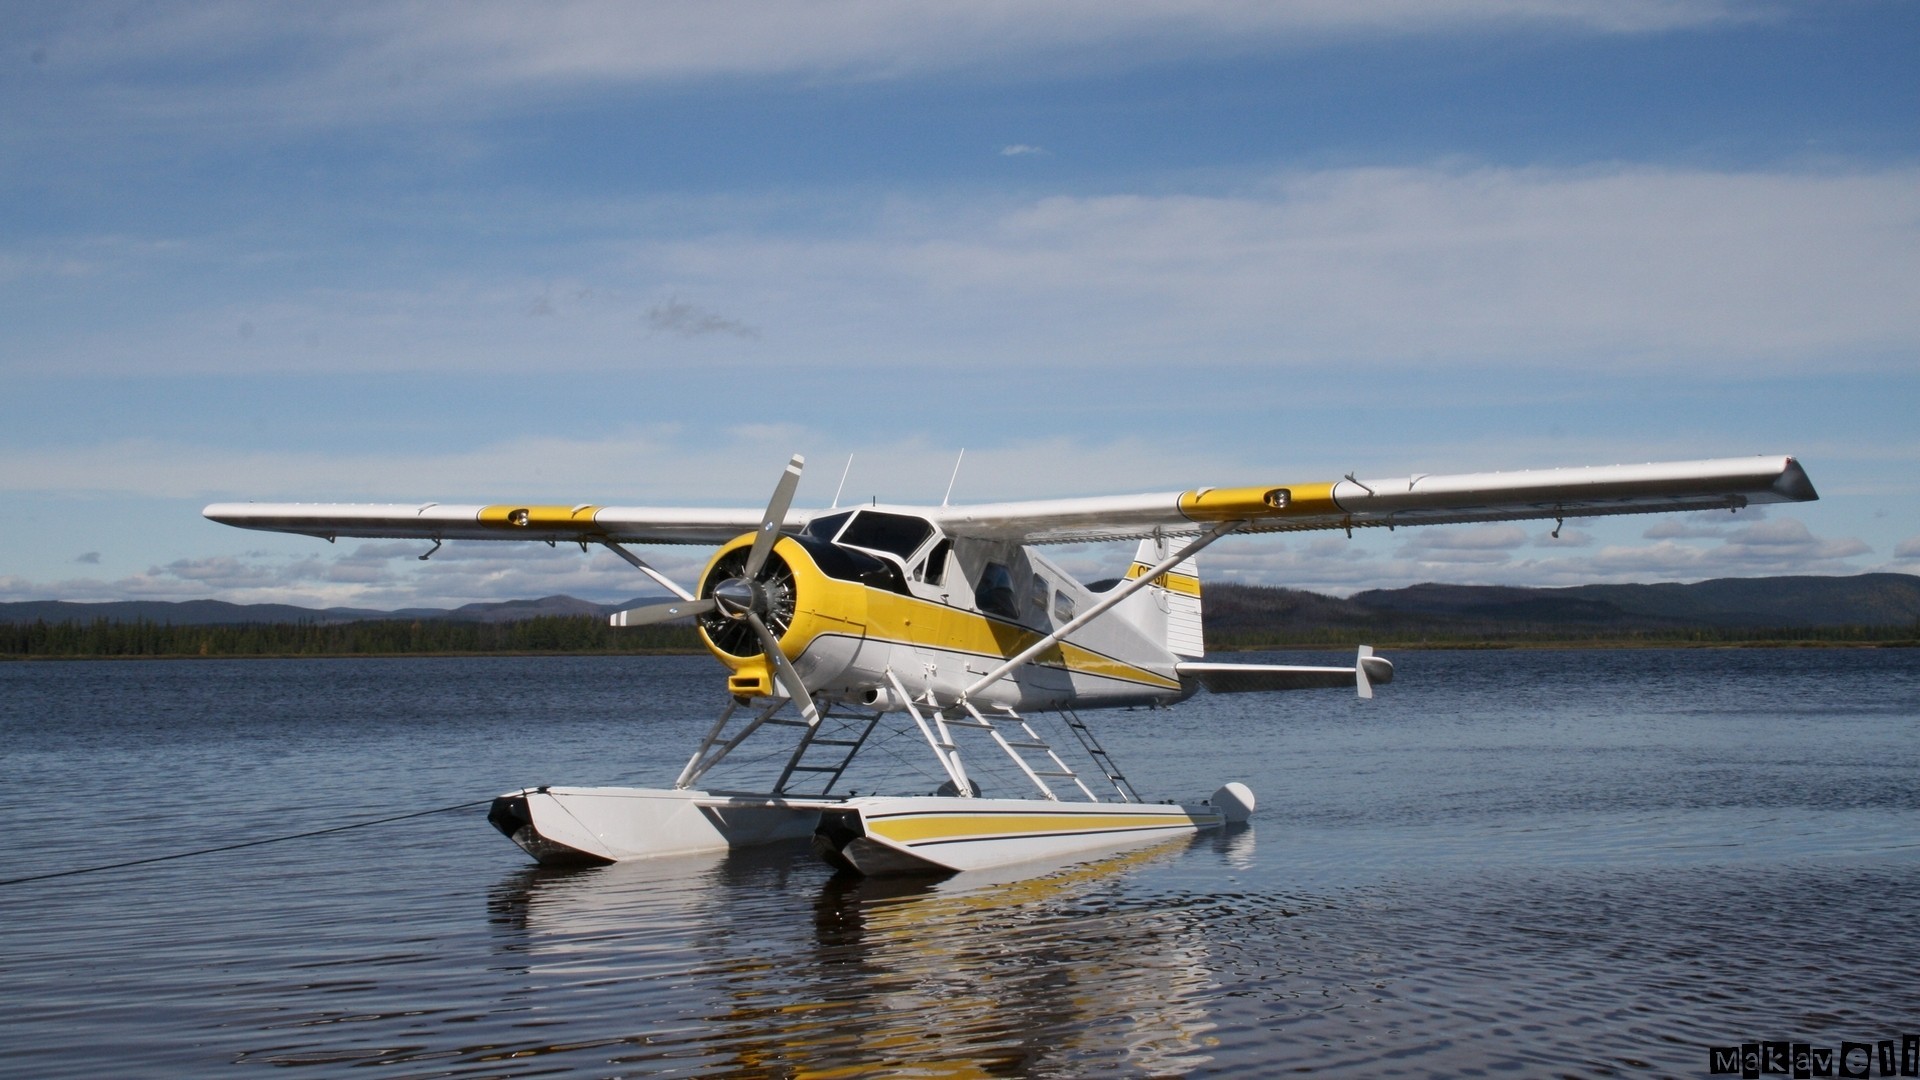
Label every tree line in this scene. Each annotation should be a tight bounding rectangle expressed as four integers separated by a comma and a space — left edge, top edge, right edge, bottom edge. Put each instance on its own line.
1, 616, 703, 658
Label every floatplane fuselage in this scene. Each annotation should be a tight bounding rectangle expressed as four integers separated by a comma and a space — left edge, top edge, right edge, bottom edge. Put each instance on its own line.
205, 453, 1816, 877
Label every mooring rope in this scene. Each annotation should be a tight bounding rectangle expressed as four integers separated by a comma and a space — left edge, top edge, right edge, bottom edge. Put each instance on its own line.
0, 797, 496, 887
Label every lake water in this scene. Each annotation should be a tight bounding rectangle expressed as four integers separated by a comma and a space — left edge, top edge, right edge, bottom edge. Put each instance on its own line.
2, 649, 1916, 1078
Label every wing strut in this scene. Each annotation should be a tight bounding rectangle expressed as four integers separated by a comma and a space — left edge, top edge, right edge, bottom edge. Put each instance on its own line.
957, 519, 1245, 704
599, 540, 696, 601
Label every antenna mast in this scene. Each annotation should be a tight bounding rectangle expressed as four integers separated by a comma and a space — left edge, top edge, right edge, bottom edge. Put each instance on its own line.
942, 449, 966, 507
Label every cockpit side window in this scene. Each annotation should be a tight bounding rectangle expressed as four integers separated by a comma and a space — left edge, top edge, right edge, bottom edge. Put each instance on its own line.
1028, 573, 1049, 621
914, 538, 952, 586
836, 511, 935, 559
975, 562, 1018, 620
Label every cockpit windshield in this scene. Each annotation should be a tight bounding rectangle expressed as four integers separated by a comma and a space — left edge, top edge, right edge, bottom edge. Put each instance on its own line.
834, 511, 935, 559
803, 511, 854, 541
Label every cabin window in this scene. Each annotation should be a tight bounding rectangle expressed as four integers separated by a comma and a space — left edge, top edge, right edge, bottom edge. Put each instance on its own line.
1029, 573, 1049, 619
1053, 590, 1075, 622
976, 562, 1018, 620
836, 511, 935, 559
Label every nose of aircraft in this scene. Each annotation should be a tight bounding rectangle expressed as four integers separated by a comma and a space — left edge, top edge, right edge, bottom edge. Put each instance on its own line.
711, 576, 763, 620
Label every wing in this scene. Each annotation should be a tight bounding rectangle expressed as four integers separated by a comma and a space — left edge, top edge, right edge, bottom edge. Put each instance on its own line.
204, 454, 1815, 548
200, 501, 805, 546
929, 454, 1816, 544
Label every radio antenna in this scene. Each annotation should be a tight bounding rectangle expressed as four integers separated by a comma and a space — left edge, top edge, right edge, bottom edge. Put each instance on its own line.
831, 454, 854, 509
942, 449, 966, 507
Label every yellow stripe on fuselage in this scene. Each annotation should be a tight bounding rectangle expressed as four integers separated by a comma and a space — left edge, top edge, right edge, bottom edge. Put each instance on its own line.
867, 810, 1219, 845
703, 535, 1184, 692
1123, 562, 1201, 597
857, 586, 1182, 691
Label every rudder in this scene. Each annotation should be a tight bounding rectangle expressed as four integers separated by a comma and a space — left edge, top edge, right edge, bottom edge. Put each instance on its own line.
1125, 536, 1204, 659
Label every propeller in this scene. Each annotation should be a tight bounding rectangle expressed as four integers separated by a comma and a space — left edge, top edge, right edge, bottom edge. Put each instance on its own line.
606, 454, 803, 629
745, 609, 820, 725
745, 454, 804, 580
608, 597, 715, 627
607, 454, 817, 721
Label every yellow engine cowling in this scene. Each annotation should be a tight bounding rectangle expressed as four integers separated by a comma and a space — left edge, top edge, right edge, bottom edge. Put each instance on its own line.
696, 535, 870, 699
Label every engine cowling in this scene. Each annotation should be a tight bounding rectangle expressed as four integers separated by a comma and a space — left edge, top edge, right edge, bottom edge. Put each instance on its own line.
696, 534, 871, 699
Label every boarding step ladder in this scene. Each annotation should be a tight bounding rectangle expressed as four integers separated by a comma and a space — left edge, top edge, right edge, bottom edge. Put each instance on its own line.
967, 701, 1103, 802
1059, 705, 1140, 803
772, 706, 882, 796
887, 676, 1097, 803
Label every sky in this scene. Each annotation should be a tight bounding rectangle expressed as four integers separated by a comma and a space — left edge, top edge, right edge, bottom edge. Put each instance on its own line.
3, 0, 1918, 609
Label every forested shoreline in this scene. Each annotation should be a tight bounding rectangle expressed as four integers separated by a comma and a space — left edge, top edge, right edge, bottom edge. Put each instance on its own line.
2, 614, 1912, 659
0, 616, 702, 659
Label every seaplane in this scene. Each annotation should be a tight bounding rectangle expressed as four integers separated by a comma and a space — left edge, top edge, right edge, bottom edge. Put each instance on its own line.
205, 453, 1816, 877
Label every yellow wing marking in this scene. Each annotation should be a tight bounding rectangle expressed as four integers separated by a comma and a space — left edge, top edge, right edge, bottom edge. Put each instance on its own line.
1178, 481, 1338, 522
478, 504, 603, 531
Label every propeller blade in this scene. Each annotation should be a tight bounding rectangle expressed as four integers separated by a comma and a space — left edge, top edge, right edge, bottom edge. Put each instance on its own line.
608, 597, 716, 628
745, 611, 820, 726
744, 454, 805, 580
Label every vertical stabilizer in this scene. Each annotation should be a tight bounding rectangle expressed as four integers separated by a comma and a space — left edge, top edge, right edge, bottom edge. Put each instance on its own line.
1126, 536, 1205, 658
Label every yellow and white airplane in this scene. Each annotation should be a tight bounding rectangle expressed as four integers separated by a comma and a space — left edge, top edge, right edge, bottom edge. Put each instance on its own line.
205, 452, 1816, 876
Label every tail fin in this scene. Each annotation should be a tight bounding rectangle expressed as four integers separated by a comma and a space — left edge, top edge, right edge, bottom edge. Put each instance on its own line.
1125, 536, 1205, 659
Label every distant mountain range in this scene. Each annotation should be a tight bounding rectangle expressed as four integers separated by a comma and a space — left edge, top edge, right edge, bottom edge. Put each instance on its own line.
1205, 572, 1920, 634
6, 573, 1918, 633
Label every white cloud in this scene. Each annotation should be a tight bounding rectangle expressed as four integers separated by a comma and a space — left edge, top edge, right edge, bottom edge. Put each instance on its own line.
1398, 525, 1529, 552
1196, 512, 1874, 596
0, 428, 1265, 509
1643, 507, 1771, 539
24, 1, 1758, 127
18, 166, 1917, 379
1895, 536, 1920, 560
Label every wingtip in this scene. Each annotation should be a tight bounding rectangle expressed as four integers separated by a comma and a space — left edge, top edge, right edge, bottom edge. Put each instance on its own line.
1775, 456, 1819, 502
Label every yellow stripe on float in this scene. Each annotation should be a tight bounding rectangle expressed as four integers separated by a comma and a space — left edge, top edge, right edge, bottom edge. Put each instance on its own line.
869, 810, 1215, 845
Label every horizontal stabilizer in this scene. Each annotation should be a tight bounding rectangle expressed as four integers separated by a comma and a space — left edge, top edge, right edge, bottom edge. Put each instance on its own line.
1178, 648, 1392, 698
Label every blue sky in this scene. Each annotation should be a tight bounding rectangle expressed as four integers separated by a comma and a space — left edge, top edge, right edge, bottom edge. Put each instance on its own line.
3, 1, 1917, 609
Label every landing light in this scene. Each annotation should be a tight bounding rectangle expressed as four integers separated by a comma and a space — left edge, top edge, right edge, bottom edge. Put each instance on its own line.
1263, 489, 1291, 509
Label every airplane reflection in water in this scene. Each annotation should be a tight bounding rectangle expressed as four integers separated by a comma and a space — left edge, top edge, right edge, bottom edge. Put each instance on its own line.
485, 832, 1253, 1076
